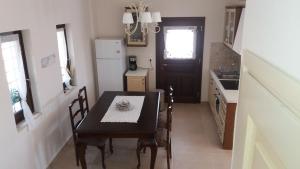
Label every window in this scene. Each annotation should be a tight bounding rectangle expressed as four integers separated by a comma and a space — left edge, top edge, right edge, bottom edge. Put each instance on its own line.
164, 26, 197, 59
56, 24, 72, 92
0, 31, 35, 124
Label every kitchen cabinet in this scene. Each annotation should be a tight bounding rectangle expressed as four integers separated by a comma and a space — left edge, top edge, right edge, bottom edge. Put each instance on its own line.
208, 77, 216, 112
223, 6, 244, 48
126, 68, 149, 92
209, 74, 237, 149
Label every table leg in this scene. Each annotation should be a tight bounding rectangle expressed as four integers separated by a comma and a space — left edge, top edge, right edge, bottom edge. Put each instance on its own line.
150, 142, 158, 169
78, 143, 87, 169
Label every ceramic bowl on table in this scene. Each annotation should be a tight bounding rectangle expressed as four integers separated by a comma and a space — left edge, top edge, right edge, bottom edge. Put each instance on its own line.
116, 99, 131, 111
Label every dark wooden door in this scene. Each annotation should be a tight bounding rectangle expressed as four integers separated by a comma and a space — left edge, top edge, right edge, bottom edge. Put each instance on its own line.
156, 17, 205, 103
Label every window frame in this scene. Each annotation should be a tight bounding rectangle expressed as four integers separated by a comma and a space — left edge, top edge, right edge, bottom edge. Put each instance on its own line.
56, 24, 71, 90
0, 31, 35, 124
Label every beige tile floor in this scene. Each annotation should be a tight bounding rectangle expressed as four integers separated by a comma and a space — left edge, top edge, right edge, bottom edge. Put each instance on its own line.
48, 103, 232, 169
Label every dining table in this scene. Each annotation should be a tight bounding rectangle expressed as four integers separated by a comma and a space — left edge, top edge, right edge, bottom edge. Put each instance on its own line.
76, 91, 160, 169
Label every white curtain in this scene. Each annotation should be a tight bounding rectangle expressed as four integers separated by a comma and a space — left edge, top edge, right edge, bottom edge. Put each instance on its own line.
1, 34, 36, 129
57, 29, 71, 84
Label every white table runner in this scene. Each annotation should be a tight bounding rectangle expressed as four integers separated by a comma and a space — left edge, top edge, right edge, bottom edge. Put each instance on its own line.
101, 96, 145, 123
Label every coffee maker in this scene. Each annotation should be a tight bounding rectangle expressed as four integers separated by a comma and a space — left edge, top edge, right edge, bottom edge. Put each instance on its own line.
128, 55, 137, 71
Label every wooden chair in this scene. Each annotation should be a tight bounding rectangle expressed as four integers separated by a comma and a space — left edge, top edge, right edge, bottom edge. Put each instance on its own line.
69, 96, 111, 169
78, 86, 89, 116
158, 85, 174, 129
142, 86, 174, 154
136, 104, 174, 169
78, 86, 113, 153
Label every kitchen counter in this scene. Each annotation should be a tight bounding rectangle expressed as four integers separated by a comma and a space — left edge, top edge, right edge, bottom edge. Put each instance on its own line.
125, 68, 148, 77
210, 70, 239, 103
126, 68, 149, 92
209, 70, 238, 149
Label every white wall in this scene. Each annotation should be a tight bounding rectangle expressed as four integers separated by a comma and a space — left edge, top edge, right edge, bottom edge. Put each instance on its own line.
242, 0, 300, 81
0, 0, 96, 168
231, 0, 300, 168
91, 0, 232, 101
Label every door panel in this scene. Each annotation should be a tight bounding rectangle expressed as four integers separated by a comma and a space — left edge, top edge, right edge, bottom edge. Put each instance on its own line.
156, 17, 205, 103
180, 76, 195, 96
243, 117, 286, 169
232, 50, 300, 169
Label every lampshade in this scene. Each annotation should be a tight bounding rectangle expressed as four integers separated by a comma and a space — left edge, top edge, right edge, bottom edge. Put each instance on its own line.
123, 12, 134, 24
151, 12, 162, 23
140, 12, 152, 23
122, 0, 162, 35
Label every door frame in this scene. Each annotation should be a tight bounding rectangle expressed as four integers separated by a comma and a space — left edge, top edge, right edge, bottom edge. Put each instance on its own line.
156, 17, 205, 103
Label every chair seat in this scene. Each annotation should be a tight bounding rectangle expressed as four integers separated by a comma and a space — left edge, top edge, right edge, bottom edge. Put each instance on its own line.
158, 110, 167, 129
77, 137, 107, 147
139, 128, 167, 147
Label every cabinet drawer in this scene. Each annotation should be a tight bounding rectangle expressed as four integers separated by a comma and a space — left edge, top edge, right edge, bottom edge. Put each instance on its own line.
127, 76, 146, 92
217, 124, 224, 144
221, 103, 227, 119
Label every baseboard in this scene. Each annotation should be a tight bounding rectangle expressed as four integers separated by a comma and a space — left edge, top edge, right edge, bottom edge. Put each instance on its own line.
45, 134, 72, 169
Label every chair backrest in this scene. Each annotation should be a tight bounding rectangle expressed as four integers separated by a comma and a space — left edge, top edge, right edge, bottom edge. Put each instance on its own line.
166, 105, 173, 130
69, 96, 84, 140
167, 86, 174, 131
166, 104, 173, 143
78, 86, 89, 116
168, 95, 174, 106
164, 85, 174, 143
168, 85, 174, 107
168, 85, 174, 102
169, 85, 174, 96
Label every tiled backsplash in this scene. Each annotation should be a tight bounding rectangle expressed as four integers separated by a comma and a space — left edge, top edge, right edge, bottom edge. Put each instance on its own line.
209, 42, 241, 73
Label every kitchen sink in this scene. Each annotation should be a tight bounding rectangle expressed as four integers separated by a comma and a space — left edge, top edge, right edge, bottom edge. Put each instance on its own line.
217, 74, 240, 79
215, 71, 240, 80
220, 79, 239, 90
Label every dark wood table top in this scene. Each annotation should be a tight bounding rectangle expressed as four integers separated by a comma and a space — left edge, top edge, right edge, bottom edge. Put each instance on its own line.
76, 91, 160, 138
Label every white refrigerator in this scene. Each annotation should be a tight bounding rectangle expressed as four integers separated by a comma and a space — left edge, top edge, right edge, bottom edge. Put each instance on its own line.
95, 39, 126, 97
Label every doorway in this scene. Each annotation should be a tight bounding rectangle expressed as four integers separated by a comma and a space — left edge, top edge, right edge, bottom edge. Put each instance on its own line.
156, 17, 205, 103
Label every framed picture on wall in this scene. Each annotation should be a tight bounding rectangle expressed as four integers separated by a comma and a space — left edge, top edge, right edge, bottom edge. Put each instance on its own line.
125, 7, 148, 47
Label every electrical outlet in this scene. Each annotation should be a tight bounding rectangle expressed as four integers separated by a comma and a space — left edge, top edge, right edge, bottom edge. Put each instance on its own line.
149, 57, 153, 70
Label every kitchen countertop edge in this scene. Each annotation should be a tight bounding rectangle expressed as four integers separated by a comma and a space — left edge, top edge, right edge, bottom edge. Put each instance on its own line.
125, 68, 148, 77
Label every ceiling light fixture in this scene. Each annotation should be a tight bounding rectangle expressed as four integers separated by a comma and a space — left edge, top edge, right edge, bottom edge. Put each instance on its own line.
122, 0, 162, 35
